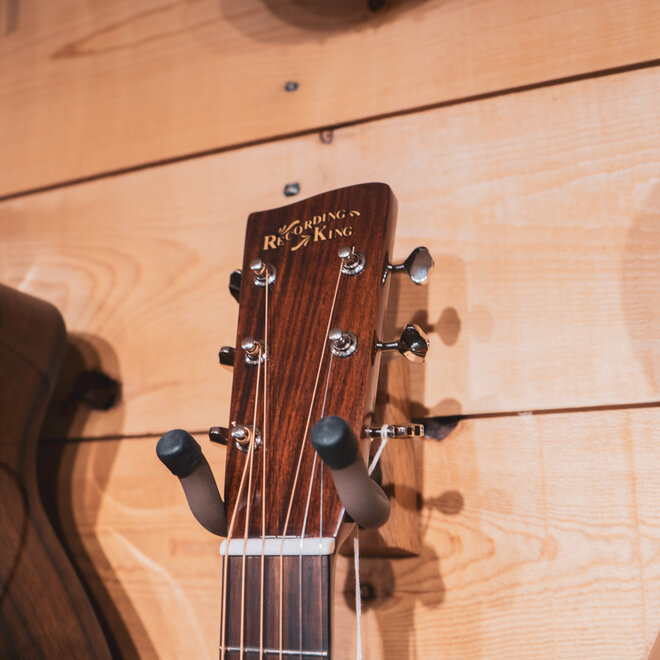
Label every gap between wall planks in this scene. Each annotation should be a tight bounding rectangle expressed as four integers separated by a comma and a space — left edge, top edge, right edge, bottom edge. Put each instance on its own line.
3, 65, 660, 438
38, 407, 660, 660
2, 0, 660, 196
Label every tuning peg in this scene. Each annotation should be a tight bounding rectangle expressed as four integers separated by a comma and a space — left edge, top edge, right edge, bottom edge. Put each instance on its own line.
208, 426, 229, 445
229, 269, 241, 302
388, 246, 434, 285
365, 423, 425, 439
375, 323, 429, 363
218, 346, 234, 367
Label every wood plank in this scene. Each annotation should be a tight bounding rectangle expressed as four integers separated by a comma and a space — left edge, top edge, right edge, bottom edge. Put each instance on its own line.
3, 66, 660, 436
39, 407, 660, 659
2, 0, 660, 196
38, 434, 223, 660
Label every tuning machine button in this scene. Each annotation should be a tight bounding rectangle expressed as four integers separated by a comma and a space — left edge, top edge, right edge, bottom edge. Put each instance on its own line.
250, 258, 277, 287
365, 423, 424, 440
218, 346, 234, 367
209, 426, 229, 445
329, 327, 358, 358
388, 246, 434, 285
338, 246, 366, 276
375, 323, 429, 363
230, 423, 261, 452
229, 270, 241, 302
241, 337, 266, 364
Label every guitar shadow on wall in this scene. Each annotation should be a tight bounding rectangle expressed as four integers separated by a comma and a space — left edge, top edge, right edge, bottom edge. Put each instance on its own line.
37, 333, 155, 660
342, 493, 462, 660
215, 0, 435, 43
339, 258, 469, 659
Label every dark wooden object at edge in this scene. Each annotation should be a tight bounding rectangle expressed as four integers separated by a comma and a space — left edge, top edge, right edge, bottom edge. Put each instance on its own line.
0, 284, 110, 658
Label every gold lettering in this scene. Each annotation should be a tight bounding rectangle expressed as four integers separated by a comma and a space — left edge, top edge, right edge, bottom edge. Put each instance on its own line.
263, 209, 359, 250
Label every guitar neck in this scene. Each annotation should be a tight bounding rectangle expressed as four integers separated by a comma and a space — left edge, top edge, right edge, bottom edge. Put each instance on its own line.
155, 184, 415, 660
223, 551, 334, 659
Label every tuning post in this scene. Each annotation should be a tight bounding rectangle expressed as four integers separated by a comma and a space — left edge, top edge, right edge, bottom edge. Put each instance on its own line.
230, 423, 262, 452
241, 337, 266, 364
387, 246, 434, 285
250, 258, 277, 286
375, 323, 429, 363
338, 246, 365, 276
329, 327, 358, 358
365, 423, 425, 440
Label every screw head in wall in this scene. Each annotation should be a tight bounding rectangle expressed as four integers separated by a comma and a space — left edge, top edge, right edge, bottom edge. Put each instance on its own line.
283, 182, 300, 197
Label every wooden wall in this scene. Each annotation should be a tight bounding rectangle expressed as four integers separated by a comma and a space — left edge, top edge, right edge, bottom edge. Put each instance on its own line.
2, 0, 660, 657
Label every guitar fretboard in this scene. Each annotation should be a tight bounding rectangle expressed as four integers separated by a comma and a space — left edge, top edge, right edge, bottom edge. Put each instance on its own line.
222, 554, 333, 660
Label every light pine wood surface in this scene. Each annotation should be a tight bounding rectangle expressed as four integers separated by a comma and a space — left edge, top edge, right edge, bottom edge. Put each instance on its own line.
2, 0, 660, 196
3, 66, 660, 438
39, 408, 660, 659
3, 3, 660, 657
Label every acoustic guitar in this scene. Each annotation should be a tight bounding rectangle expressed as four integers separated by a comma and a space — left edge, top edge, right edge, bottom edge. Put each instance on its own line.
0, 285, 111, 658
158, 182, 432, 659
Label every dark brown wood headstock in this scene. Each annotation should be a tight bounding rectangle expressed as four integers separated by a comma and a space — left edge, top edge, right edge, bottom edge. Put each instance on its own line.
224, 182, 398, 541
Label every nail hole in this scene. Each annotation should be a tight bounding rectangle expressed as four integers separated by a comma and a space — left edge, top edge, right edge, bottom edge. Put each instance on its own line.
284, 81, 299, 92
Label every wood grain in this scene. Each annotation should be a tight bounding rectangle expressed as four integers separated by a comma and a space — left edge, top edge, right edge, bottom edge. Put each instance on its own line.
2, 0, 660, 196
39, 407, 660, 659
223, 554, 331, 658
0, 286, 110, 658
3, 66, 660, 436
225, 183, 396, 539
39, 434, 224, 660
357, 357, 422, 557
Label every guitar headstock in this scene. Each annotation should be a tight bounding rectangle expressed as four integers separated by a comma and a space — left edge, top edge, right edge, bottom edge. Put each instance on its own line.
224, 183, 398, 541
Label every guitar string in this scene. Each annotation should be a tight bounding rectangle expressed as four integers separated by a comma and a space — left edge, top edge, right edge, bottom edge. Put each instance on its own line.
259, 278, 269, 660
295, 353, 338, 656
297, 352, 334, 657
319, 460, 324, 650
318, 350, 334, 651
354, 434, 391, 660
220, 298, 266, 659
278, 261, 344, 660
239, 353, 262, 660
298, 351, 334, 651
220, 399, 259, 660
299, 451, 318, 655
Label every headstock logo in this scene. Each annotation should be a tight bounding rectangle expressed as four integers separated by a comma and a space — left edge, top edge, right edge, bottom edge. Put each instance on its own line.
263, 209, 360, 251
